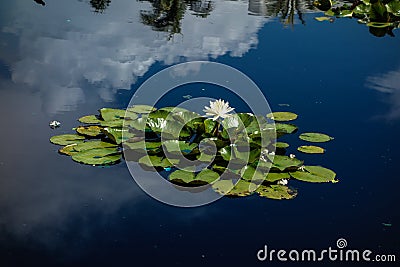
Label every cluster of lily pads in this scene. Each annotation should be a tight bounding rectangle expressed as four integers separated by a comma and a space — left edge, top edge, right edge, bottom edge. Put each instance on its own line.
50, 104, 337, 200
314, 0, 400, 36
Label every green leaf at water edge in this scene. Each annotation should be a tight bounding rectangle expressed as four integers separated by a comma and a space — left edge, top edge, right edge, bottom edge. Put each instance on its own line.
169, 170, 196, 184
50, 134, 85, 146
275, 142, 289, 148
138, 155, 180, 168
299, 132, 333, 143
265, 172, 290, 183
78, 115, 102, 124
72, 148, 121, 165
271, 155, 303, 171
267, 112, 298, 122
212, 180, 235, 195
256, 184, 297, 200
127, 105, 156, 114
297, 145, 325, 154
225, 180, 258, 197
76, 125, 103, 137
100, 108, 138, 121
275, 123, 298, 137
73, 141, 118, 152
240, 165, 265, 182
59, 144, 79, 156
290, 165, 337, 183
367, 22, 393, 28
194, 169, 220, 184
102, 127, 135, 145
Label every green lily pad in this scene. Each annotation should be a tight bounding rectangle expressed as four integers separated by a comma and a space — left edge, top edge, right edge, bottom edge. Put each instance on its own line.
123, 140, 161, 151
265, 172, 290, 183
267, 112, 298, 122
102, 127, 136, 145
72, 148, 121, 165
127, 105, 156, 114
78, 115, 102, 124
100, 119, 124, 128
76, 126, 104, 137
272, 155, 303, 171
299, 132, 334, 143
225, 180, 258, 197
194, 169, 220, 184
163, 140, 198, 155
256, 184, 297, 200
169, 170, 195, 184
275, 123, 298, 135
297, 145, 325, 154
275, 142, 289, 149
290, 165, 337, 183
100, 108, 138, 121
73, 141, 118, 152
138, 155, 180, 168
59, 144, 79, 156
315, 16, 332, 22
366, 22, 393, 28
219, 144, 260, 165
240, 165, 265, 182
50, 134, 85, 146
212, 180, 235, 195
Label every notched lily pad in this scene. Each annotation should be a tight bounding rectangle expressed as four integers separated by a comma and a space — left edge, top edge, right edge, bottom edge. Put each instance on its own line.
225, 180, 258, 197
50, 134, 85, 146
299, 132, 334, 143
72, 148, 121, 165
272, 155, 303, 171
297, 145, 325, 154
267, 112, 298, 122
290, 165, 337, 183
59, 144, 79, 156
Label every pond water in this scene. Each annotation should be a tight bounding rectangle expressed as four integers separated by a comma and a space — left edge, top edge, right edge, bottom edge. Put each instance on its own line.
0, 0, 399, 266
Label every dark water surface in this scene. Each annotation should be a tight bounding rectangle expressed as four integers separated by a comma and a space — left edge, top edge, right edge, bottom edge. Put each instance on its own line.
0, 0, 399, 266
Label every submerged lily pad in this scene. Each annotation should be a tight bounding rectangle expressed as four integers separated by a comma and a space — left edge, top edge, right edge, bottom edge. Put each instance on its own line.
76, 126, 103, 137
297, 145, 325, 154
50, 134, 85, 146
78, 115, 102, 124
267, 112, 298, 122
72, 148, 121, 165
290, 165, 337, 183
256, 184, 297, 200
299, 132, 334, 143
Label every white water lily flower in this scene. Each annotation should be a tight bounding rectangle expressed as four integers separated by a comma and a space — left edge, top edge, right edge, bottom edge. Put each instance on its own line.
277, 179, 288, 185
299, 165, 305, 171
289, 154, 296, 159
203, 99, 234, 121
268, 151, 275, 156
49, 120, 61, 128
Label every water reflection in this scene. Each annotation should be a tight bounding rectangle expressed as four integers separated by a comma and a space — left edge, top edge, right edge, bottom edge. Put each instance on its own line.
366, 67, 400, 120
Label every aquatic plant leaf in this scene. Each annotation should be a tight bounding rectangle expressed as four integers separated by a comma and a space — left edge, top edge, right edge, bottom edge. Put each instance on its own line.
338, 10, 353, 17
387, 1, 400, 16
78, 115, 102, 124
59, 144, 79, 156
194, 169, 220, 184
169, 170, 195, 184
163, 140, 198, 155
76, 125, 103, 137
100, 108, 138, 121
367, 22, 393, 28
275, 142, 289, 148
138, 155, 179, 168
159, 107, 191, 113
50, 134, 85, 145
354, 3, 371, 15
212, 180, 235, 195
73, 141, 117, 152
256, 184, 297, 200
100, 119, 124, 128
272, 155, 303, 171
290, 165, 336, 183
225, 180, 257, 197
172, 111, 203, 129
123, 141, 160, 151
315, 16, 332, 22
265, 172, 290, 182
299, 132, 333, 142
72, 148, 121, 165
267, 112, 298, 122
219, 144, 260, 165
101, 127, 135, 145
275, 123, 298, 135
126, 117, 148, 131
297, 145, 325, 154
240, 165, 265, 182
127, 105, 156, 114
